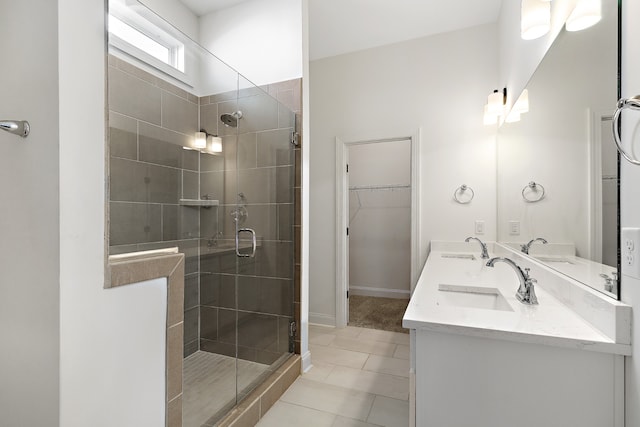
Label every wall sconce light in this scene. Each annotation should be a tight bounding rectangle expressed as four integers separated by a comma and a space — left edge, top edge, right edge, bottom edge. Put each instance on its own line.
521, 0, 551, 40
208, 135, 223, 153
194, 131, 207, 149
487, 88, 507, 116
566, 0, 601, 32
484, 88, 507, 126
195, 129, 223, 154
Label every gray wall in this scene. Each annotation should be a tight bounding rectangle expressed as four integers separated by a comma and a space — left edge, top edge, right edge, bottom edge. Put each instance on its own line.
0, 0, 60, 424
199, 86, 296, 365
108, 55, 204, 357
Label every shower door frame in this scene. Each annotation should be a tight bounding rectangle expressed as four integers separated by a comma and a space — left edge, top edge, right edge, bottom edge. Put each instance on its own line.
334, 133, 421, 328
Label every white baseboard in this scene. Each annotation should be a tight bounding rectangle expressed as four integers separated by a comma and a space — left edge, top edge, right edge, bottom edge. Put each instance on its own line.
301, 350, 312, 373
350, 285, 410, 299
309, 312, 336, 326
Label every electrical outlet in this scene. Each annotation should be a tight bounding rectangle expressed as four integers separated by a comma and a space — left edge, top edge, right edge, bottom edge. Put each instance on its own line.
509, 221, 520, 235
475, 220, 485, 235
622, 228, 640, 279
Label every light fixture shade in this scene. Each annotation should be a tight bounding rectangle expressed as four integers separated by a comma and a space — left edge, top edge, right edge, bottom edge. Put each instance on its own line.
194, 131, 207, 149
521, 0, 551, 40
513, 89, 530, 114
566, 0, 601, 32
483, 105, 498, 126
208, 135, 223, 153
487, 90, 505, 116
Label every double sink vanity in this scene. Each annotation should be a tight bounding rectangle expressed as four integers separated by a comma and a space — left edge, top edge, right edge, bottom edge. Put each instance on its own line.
403, 240, 631, 427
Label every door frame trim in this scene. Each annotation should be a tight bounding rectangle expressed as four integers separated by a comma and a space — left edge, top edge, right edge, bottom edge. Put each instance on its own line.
335, 132, 421, 328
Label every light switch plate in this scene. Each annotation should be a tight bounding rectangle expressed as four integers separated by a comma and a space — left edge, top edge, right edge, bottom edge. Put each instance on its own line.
475, 220, 485, 235
509, 221, 520, 235
622, 227, 640, 279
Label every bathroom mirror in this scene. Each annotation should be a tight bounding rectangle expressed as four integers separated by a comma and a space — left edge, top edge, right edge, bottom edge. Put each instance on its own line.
496, 0, 619, 298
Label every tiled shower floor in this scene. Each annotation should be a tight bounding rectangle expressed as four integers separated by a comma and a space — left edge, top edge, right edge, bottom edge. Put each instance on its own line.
183, 351, 268, 427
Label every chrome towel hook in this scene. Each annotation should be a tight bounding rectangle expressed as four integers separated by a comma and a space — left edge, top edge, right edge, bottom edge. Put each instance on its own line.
522, 181, 545, 203
453, 184, 474, 204
0, 120, 30, 138
612, 95, 640, 165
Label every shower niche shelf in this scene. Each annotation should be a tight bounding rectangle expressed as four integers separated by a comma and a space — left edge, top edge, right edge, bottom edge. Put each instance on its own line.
179, 199, 219, 207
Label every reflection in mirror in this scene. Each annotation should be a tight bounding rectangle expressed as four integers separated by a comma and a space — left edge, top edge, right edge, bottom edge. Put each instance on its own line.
497, 0, 619, 298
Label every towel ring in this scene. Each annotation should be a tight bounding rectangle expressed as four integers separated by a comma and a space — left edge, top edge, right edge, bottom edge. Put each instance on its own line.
453, 184, 474, 204
522, 181, 545, 203
612, 95, 640, 165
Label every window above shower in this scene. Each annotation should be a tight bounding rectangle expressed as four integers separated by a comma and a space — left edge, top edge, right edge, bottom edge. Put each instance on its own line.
108, 0, 192, 87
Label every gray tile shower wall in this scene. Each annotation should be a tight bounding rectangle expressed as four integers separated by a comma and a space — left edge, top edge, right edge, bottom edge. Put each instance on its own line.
198, 81, 299, 365
108, 52, 303, 363
108, 55, 202, 357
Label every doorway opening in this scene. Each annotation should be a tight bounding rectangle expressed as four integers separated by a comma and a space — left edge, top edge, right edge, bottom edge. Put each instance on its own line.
335, 135, 420, 330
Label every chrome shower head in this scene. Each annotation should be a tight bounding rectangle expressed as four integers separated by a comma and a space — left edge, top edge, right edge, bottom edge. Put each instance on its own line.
220, 110, 243, 128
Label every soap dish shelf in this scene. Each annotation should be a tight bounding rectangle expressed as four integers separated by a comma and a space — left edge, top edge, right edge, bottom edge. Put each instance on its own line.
179, 199, 220, 207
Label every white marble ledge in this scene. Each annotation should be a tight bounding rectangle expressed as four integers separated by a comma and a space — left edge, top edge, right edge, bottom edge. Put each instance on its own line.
403, 245, 631, 356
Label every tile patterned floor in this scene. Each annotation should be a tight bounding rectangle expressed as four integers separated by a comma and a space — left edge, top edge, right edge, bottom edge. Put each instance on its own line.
182, 351, 268, 427
257, 325, 410, 427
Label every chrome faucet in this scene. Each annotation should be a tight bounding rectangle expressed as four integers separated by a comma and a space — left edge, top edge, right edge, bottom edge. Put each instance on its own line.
599, 272, 617, 293
465, 237, 489, 259
521, 237, 548, 254
486, 257, 539, 305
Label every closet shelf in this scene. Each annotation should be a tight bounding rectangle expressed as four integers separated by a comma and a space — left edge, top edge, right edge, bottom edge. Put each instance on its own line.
349, 184, 410, 191
179, 199, 219, 207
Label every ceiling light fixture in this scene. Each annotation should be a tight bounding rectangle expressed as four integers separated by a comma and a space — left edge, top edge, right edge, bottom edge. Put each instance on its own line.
566, 0, 601, 32
521, 0, 551, 40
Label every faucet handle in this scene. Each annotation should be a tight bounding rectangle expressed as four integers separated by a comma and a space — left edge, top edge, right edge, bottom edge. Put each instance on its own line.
523, 267, 531, 278
527, 278, 539, 304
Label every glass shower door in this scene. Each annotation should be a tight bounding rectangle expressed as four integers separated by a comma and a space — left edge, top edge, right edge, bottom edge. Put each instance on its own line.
231, 75, 296, 402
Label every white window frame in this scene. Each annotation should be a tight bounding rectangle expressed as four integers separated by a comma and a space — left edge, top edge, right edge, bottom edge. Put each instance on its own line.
108, 9, 191, 87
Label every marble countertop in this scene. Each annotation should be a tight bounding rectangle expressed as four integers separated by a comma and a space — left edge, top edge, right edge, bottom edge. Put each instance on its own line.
403, 241, 631, 355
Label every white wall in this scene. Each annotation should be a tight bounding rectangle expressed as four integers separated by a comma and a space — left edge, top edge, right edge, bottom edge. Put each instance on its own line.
139, 0, 199, 41
620, 1, 640, 424
348, 141, 411, 296
498, 0, 579, 110
58, 0, 169, 426
300, 0, 311, 372
309, 24, 498, 325
0, 0, 60, 424
497, 4, 616, 258
199, 0, 303, 87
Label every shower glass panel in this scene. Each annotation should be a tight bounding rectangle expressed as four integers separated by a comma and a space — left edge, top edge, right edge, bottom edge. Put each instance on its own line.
232, 75, 296, 398
106, 1, 295, 425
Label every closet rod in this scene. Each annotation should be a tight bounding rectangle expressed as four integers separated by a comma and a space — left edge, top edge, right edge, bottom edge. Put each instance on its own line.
349, 184, 411, 191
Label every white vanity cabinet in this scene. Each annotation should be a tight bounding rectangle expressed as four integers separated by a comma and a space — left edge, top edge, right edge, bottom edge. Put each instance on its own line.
414, 330, 623, 427
404, 242, 630, 427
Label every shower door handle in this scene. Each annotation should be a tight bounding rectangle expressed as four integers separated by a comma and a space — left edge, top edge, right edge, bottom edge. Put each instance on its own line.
0, 120, 30, 138
236, 228, 257, 258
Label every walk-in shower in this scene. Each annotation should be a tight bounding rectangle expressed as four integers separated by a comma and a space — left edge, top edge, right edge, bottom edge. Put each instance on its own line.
106, 1, 298, 425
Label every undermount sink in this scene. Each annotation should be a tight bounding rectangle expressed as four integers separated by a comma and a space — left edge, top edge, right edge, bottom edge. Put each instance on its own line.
441, 253, 476, 260
436, 284, 513, 312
